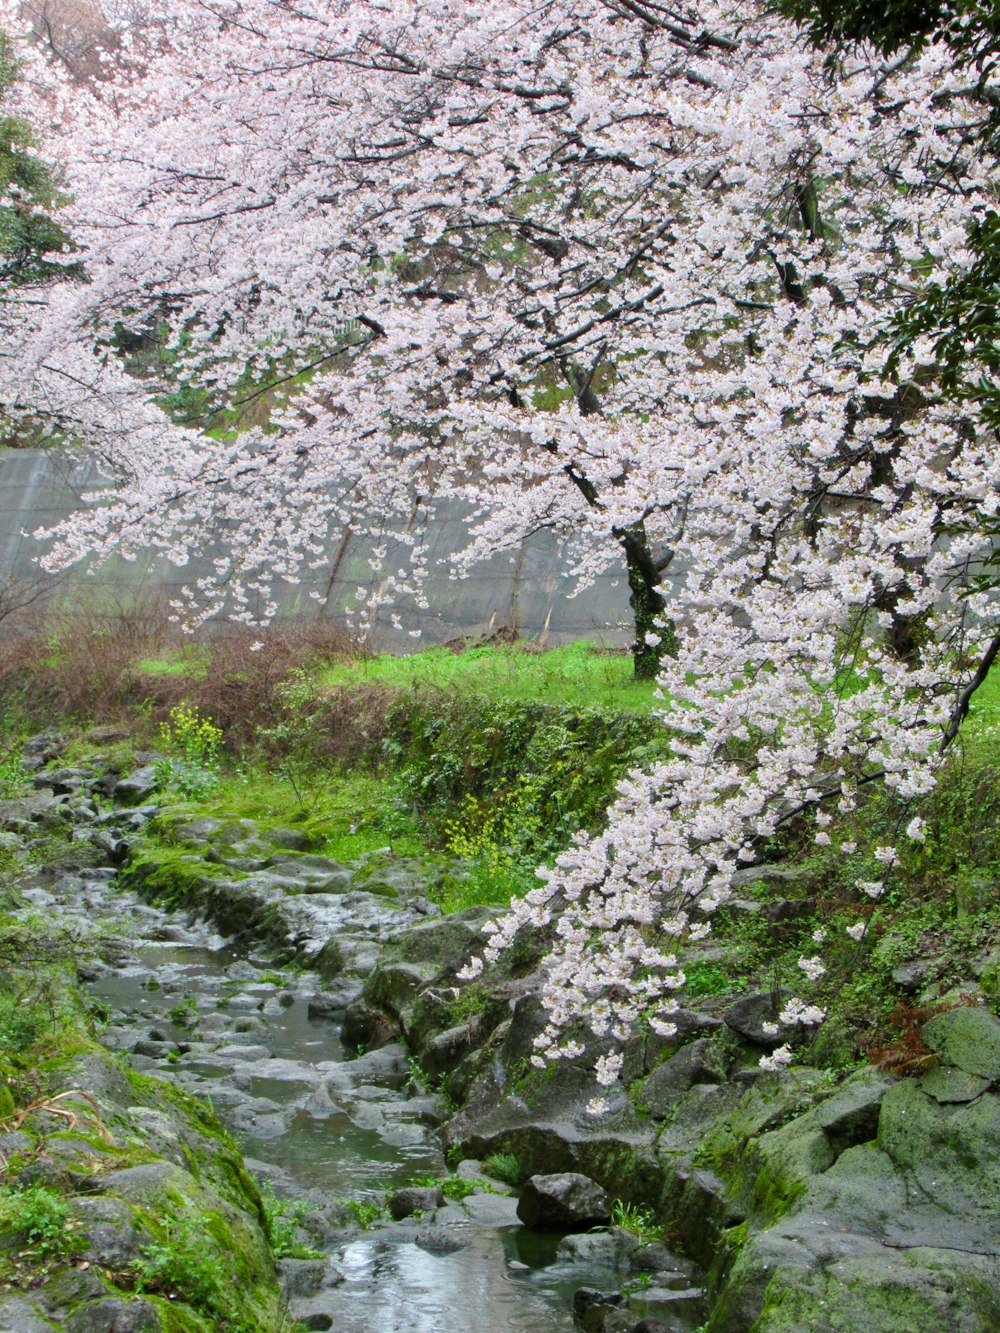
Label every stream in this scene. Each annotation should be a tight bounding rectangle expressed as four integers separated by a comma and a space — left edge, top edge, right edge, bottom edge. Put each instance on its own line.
21, 860, 708, 1332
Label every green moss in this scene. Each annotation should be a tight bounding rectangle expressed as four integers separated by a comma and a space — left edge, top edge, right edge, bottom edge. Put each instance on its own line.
148, 1297, 214, 1333
120, 845, 234, 905
748, 1268, 978, 1332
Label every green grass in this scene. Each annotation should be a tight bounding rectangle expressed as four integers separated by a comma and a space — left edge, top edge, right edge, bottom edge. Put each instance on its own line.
318, 641, 656, 712
138, 645, 212, 678
966, 661, 1000, 739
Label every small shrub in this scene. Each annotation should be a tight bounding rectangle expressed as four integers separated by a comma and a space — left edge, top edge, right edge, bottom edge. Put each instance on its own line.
684, 962, 730, 998
0, 1183, 81, 1259
154, 703, 223, 799
0, 596, 174, 724
609, 1199, 663, 1241
340, 1198, 386, 1229
135, 1215, 235, 1322
259, 1183, 321, 1260
407, 1173, 479, 1201
0, 744, 25, 799
167, 996, 199, 1029
0, 989, 52, 1053
483, 1152, 520, 1186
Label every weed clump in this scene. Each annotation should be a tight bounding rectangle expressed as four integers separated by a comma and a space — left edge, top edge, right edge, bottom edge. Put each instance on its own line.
0, 1182, 81, 1262
483, 1152, 521, 1185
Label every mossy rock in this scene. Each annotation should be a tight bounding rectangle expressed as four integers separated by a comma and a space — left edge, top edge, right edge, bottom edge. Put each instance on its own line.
921, 1005, 1000, 1082
877, 1078, 1000, 1222
715, 1243, 998, 1332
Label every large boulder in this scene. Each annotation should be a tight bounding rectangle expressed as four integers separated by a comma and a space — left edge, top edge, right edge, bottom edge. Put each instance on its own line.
516, 1172, 610, 1229
705, 1019, 1000, 1330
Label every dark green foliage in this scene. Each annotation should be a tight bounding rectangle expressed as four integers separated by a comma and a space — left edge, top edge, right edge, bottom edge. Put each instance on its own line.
135, 1216, 239, 1325
483, 1152, 521, 1185
383, 694, 666, 860
0, 1183, 81, 1260
258, 1183, 321, 1261
0, 34, 78, 289
892, 210, 1000, 439
776, 0, 998, 59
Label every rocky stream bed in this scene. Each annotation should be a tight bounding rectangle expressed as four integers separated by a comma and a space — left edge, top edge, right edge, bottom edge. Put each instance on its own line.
3, 735, 1000, 1331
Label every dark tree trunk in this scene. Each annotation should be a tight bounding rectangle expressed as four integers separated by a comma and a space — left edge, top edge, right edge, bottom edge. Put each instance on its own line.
617, 522, 676, 679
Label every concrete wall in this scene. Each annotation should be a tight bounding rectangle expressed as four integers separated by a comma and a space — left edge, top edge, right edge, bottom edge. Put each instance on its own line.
0, 448, 635, 650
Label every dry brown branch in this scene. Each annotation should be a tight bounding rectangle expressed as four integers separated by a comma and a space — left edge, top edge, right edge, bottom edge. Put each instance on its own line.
2, 1089, 112, 1143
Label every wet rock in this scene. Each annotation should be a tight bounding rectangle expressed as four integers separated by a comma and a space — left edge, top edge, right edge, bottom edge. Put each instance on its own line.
68, 799, 99, 822
76, 959, 107, 982
91, 830, 131, 862
422, 1021, 479, 1076
378, 906, 492, 975
642, 1039, 729, 1117
891, 959, 932, 993
0, 790, 63, 831
584, 1308, 635, 1333
114, 765, 161, 805
132, 1039, 170, 1058
629, 1243, 694, 1278
342, 999, 401, 1051
0, 1296, 72, 1332
455, 1158, 500, 1184
36, 767, 92, 794
729, 864, 812, 891
643, 1011, 724, 1069
175, 816, 225, 841
386, 1185, 444, 1219
20, 731, 65, 771
723, 989, 797, 1048
516, 1173, 610, 1229
72, 1196, 145, 1268
920, 1065, 991, 1104
0, 1130, 33, 1156
266, 852, 354, 892
411, 895, 443, 917
98, 1162, 180, 1203
415, 1228, 471, 1255
573, 1287, 627, 1333
557, 1229, 640, 1267
813, 1067, 895, 1147
278, 1258, 328, 1297
462, 1192, 520, 1225
268, 827, 310, 850
64, 1298, 163, 1332
216, 1043, 272, 1062
231, 1015, 268, 1035
307, 982, 362, 1019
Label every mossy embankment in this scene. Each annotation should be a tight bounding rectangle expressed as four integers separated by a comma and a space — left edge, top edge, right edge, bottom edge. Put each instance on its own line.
0, 844, 288, 1330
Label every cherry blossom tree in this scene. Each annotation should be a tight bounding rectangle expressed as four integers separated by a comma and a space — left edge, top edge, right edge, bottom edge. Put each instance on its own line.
3, 0, 1000, 1090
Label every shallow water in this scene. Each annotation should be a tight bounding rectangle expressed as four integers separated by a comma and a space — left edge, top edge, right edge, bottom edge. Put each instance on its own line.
26, 869, 707, 1332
